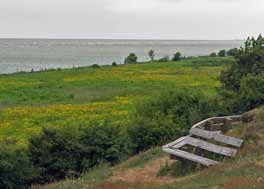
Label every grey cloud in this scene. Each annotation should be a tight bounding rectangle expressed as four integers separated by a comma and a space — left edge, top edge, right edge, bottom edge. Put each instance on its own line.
0, 0, 263, 39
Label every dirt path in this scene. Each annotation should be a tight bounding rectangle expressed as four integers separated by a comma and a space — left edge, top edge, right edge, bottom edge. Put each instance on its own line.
109, 156, 175, 184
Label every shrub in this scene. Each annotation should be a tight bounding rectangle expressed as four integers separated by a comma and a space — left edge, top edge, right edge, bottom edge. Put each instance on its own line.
220, 34, 264, 112
28, 122, 132, 184
218, 49, 226, 57
124, 53, 138, 64
0, 141, 34, 189
227, 48, 238, 56
238, 75, 264, 111
148, 49, 155, 62
172, 52, 182, 61
210, 52, 217, 57
91, 64, 100, 68
28, 127, 83, 183
112, 62, 117, 66
128, 89, 220, 152
158, 56, 170, 62
79, 122, 132, 169
221, 35, 264, 92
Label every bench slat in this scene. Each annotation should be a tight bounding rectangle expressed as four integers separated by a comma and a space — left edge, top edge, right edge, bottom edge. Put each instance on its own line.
190, 128, 243, 147
185, 136, 237, 157
163, 148, 218, 166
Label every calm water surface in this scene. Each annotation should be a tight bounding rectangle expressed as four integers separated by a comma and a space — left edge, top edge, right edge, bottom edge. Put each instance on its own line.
0, 39, 243, 74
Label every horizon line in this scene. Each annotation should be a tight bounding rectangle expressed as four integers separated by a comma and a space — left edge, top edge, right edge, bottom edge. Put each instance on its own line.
0, 37, 244, 41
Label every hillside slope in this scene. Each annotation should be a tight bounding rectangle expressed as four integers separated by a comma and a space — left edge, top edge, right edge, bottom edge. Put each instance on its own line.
0, 57, 230, 144
36, 107, 264, 189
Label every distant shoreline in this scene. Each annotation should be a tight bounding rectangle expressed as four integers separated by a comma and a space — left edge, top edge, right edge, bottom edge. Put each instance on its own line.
0, 38, 244, 41
0, 39, 243, 74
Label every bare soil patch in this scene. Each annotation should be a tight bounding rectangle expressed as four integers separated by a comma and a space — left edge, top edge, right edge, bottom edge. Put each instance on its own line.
109, 156, 175, 184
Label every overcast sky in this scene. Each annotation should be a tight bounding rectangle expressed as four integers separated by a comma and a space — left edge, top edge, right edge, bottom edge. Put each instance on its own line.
0, 0, 263, 39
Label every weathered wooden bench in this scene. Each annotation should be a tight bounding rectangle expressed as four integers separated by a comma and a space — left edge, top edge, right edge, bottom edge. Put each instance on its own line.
162, 115, 244, 167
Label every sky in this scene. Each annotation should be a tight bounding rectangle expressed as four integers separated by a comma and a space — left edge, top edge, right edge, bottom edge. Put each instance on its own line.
0, 0, 263, 40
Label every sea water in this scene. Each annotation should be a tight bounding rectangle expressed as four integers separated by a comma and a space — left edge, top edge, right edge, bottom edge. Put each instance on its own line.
0, 39, 243, 74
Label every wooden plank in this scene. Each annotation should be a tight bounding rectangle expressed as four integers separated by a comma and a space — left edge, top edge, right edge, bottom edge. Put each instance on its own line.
162, 148, 218, 166
214, 134, 243, 147
191, 119, 209, 129
171, 140, 186, 149
190, 128, 221, 138
190, 128, 243, 147
185, 136, 237, 157
191, 115, 242, 129
163, 136, 186, 148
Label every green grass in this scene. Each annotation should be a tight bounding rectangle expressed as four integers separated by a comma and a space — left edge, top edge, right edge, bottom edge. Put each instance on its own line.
118, 147, 164, 169
32, 164, 113, 189
0, 57, 233, 143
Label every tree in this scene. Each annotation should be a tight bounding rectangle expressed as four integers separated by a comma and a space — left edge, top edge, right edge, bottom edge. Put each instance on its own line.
210, 52, 217, 57
172, 52, 182, 61
124, 53, 138, 64
158, 56, 170, 62
112, 62, 117, 66
218, 49, 226, 57
148, 49, 155, 62
220, 34, 264, 112
226, 48, 238, 56
220, 34, 264, 92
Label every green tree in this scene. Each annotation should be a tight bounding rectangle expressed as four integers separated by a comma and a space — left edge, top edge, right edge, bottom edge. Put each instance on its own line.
218, 49, 226, 57
158, 55, 170, 62
220, 34, 264, 112
124, 53, 138, 64
112, 61, 117, 66
220, 35, 264, 92
210, 52, 217, 57
226, 48, 238, 56
148, 49, 155, 62
172, 52, 182, 61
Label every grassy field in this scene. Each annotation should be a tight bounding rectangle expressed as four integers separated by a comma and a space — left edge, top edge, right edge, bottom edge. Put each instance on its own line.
36, 107, 264, 189
0, 57, 233, 144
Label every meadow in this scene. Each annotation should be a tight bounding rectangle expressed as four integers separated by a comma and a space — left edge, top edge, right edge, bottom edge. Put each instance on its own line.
0, 57, 233, 144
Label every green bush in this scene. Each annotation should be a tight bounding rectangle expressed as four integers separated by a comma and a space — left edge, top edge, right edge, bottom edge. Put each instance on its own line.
221, 35, 264, 92
29, 127, 83, 183
28, 122, 132, 184
128, 90, 220, 152
0, 141, 34, 189
124, 53, 138, 64
91, 64, 100, 68
218, 49, 226, 57
172, 52, 182, 61
238, 75, 264, 111
158, 56, 170, 62
210, 52, 217, 57
220, 34, 264, 112
79, 122, 132, 168
112, 62, 117, 66
227, 48, 238, 56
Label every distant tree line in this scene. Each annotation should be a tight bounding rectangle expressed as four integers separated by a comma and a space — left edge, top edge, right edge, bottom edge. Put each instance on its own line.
124, 50, 183, 64
123, 47, 239, 65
